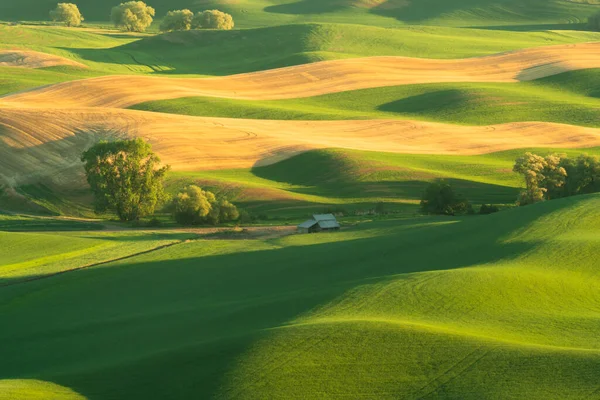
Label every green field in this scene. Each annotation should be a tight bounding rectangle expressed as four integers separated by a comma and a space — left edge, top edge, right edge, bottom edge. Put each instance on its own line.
1, 0, 599, 28
2, 0, 600, 397
2, 195, 600, 398
2, 23, 600, 95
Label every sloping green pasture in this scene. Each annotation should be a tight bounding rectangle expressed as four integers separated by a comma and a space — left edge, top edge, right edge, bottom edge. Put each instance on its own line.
2, 24, 600, 95
167, 147, 600, 217
0, 225, 196, 283
1, 194, 599, 398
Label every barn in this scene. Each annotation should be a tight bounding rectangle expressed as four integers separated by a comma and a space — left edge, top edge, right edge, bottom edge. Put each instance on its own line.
297, 214, 340, 233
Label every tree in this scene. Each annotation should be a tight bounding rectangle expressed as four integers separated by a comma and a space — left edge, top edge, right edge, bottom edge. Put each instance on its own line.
50, 3, 83, 27
192, 10, 234, 30
160, 9, 194, 32
171, 185, 239, 225
111, 1, 155, 32
172, 185, 215, 225
420, 180, 471, 216
513, 152, 567, 205
589, 11, 600, 31
81, 138, 170, 221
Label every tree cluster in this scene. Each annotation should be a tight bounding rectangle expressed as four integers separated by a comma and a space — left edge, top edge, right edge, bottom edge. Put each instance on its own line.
420, 180, 472, 216
513, 152, 600, 205
50, 3, 84, 27
171, 185, 239, 225
49, 2, 234, 33
160, 9, 234, 32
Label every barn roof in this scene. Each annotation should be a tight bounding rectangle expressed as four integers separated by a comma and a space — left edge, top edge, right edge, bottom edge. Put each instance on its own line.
318, 220, 340, 229
298, 220, 318, 229
312, 213, 337, 222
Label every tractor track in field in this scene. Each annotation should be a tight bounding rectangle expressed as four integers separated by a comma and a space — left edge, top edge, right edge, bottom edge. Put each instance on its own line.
0, 239, 186, 288
0, 225, 296, 288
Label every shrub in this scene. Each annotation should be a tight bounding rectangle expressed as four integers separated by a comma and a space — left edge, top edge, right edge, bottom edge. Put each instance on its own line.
192, 10, 234, 30
479, 204, 500, 215
420, 180, 472, 216
160, 9, 194, 32
81, 138, 170, 222
171, 185, 239, 225
50, 3, 83, 27
111, 1, 155, 32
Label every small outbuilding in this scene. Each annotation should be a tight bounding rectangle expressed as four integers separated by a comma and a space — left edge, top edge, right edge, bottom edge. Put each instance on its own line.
297, 213, 340, 233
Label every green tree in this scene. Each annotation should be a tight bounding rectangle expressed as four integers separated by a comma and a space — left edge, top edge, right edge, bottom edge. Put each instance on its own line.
50, 3, 83, 27
192, 10, 234, 30
561, 154, 600, 195
172, 185, 215, 225
111, 1, 155, 32
420, 180, 471, 216
81, 138, 170, 221
513, 152, 567, 205
160, 9, 194, 32
171, 185, 239, 225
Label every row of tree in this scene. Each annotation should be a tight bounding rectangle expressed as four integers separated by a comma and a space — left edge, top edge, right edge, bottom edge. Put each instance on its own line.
50, 2, 234, 32
420, 152, 600, 217
81, 138, 239, 225
513, 152, 600, 205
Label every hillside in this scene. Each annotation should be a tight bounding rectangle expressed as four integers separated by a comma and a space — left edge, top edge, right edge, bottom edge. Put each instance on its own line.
1, 0, 599, 28
2, 195, 600, 398
3, 0, 600, 397
131, 69, 600, 127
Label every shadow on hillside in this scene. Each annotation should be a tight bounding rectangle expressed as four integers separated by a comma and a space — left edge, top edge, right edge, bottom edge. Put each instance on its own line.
469, 22, 589, 31
1, 195, 572, 398
264, 0, 348, 15
0, 216, 103, 232
367, 0, 593, 25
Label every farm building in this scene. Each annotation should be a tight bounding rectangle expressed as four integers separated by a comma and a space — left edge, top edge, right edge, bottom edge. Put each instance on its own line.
297, 214, 341, 233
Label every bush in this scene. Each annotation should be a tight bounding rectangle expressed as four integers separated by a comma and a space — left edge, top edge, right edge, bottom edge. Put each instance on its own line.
192, 10, 234, 30
111, 1, 155, 32
589, 11, 600, 31
50, 3, 83, 27
160, 9, 194, 32
479, 204, 500, 215
420, 180, 472, 216
171, 185, 239, 225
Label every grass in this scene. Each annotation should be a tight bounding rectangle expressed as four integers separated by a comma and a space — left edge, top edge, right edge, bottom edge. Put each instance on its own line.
131, 69, 600, 127
1, 193, 600, 398
1, 0, 599, 28
0, 221, 197, 282
165, 147, 600, 218
2, 23, 600, 95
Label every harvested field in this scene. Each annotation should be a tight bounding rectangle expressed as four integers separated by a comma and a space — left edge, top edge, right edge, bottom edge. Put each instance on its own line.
0, 50, 87, 69
3, 42, 600, 108
2, 106, 600, 186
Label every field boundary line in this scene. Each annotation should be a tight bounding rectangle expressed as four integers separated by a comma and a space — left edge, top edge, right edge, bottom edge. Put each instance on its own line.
0, 239, 188, 289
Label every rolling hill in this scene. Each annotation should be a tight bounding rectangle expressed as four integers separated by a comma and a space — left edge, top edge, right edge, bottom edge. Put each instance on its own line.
2, 194, 600, 398
3, 0, 600, 397
1, 0, 599, 28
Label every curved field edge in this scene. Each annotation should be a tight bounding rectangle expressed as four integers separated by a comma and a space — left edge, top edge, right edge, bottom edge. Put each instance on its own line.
130, 69, 600, 127
6, 42, 600, 108
2, 195, 600, 399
